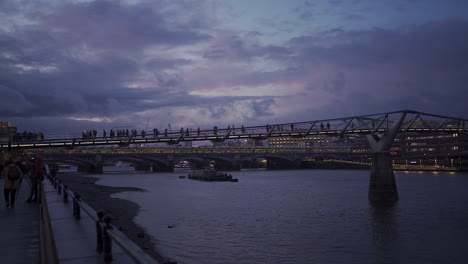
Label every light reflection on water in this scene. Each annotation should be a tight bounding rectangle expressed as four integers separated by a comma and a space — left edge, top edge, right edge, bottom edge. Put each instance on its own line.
93, 169, 468, 264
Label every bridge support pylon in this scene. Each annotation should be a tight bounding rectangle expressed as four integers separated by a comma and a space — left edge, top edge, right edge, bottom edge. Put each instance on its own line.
367, 112, 407, 204
77, 164, 103, 174
368, 152, 398, 203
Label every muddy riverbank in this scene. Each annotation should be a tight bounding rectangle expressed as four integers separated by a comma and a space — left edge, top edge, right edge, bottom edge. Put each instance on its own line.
56, 173, 168, 263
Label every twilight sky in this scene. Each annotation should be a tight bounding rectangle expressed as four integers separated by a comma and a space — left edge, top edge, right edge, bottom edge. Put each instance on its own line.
1, 0, 467, 135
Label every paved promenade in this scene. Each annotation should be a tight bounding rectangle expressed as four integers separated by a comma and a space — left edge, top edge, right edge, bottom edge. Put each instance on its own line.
0, 176, 40, 264
42, 177, 137, 263
1, 174, 151, 264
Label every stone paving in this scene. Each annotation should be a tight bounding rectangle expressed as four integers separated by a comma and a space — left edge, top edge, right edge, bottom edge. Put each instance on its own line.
0, 174, 146, 264
0, 176, 40, 264
42, 178, 136, 263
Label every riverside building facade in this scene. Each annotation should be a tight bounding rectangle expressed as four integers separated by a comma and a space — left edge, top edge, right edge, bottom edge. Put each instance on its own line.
265, 132, 468, 168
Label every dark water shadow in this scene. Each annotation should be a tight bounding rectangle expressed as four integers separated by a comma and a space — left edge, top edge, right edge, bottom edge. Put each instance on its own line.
368, 202, 400, 264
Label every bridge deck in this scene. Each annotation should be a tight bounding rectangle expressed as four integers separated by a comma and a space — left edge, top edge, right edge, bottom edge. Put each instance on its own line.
0, 177, 40, 264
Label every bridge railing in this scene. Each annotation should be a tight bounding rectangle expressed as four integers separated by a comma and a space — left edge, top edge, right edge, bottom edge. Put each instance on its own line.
44, 168, 167, 264
2, 110, 468, 150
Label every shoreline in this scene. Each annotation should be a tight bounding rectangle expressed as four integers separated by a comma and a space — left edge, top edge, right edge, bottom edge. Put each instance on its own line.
56, 172, 167, 263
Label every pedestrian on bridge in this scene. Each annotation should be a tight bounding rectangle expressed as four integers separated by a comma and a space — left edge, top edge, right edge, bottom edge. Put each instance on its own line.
2, 160, 22, 208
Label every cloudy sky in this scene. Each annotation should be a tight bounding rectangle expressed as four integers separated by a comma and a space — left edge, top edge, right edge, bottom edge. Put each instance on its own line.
1, 0, 467, 135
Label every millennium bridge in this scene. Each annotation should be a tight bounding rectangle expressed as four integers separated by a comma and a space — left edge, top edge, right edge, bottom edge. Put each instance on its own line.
2, 110, 467, 150
6, 109, 467, 202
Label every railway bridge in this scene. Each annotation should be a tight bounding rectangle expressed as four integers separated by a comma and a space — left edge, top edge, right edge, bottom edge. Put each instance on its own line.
26, 146, 355, 173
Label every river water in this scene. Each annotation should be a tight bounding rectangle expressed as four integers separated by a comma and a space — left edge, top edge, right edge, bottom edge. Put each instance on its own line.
91, 169, 468, 264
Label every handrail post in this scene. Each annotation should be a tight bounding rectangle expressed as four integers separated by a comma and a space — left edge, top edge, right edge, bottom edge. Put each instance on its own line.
103, 214, 113, 263
96, 210, 105, 253
57, 181, 62, 194
73, 193, 81, 219
63, 185, 69, 203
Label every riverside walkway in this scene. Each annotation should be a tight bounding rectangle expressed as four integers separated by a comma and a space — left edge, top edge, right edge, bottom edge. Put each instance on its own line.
0, 177, 40, 264
0, 174, 158, 264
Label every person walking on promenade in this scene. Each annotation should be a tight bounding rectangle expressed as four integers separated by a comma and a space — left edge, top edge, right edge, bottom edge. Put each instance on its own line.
3, 159, 23, 208
26, 156, 43, 203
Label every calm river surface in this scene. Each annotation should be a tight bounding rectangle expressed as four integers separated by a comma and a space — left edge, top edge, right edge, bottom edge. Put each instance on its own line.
93, 169, 468, 264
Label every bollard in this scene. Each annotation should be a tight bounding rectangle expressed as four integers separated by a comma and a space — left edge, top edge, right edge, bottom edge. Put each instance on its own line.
73, 193, 81, 219
63, 185, 69, 203
103, 214, 114, 263
96, 209, 105, 253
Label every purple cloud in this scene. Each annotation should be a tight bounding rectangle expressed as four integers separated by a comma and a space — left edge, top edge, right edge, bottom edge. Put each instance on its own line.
0, 0, 467, 134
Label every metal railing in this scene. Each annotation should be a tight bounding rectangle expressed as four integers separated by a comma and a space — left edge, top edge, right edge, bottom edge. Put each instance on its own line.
3, 110, 468, 150
44, 168, 170, 264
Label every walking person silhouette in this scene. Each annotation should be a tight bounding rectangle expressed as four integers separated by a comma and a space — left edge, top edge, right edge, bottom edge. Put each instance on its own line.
3, 160, 23, 208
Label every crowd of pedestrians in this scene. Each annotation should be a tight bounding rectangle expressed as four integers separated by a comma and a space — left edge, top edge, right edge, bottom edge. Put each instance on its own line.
78, 124, 290, 141
13, 131, 44, 141
82, 129, 152, 140
1, 155, 44, 208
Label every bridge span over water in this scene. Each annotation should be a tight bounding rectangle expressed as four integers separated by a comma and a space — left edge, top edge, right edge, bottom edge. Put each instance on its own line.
5, 110, 468, 204
27, 146, 360, 173
2, 110, 467, 150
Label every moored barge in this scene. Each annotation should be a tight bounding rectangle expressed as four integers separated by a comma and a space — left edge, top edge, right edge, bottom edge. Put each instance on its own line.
188, 168, 238, 182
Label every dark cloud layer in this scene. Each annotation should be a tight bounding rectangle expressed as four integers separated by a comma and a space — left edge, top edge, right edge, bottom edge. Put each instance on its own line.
0, 1, 467, 134
291, 19, 468, 120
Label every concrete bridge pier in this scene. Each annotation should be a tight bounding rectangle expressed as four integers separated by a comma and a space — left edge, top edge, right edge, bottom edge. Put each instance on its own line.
231, 154, 241, 171
77, 164, 103, 174
77, 155, 104, 174
368, 152, 398, 203
367, 112, 407, 204
133, 162, 151, 172
151, 161, 174, 172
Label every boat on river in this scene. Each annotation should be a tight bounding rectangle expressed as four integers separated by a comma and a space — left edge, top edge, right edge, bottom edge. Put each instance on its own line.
188, 168, 238, 182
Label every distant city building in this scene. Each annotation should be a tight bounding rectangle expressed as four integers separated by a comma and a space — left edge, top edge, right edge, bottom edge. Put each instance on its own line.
265, 131, 468, 167
0, 122, 17, 142
267, 135, 327, 147
182, 141, 193, 147
213, 138, 259, 147
266, 135, 367, 149
392, 132, 468, 167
